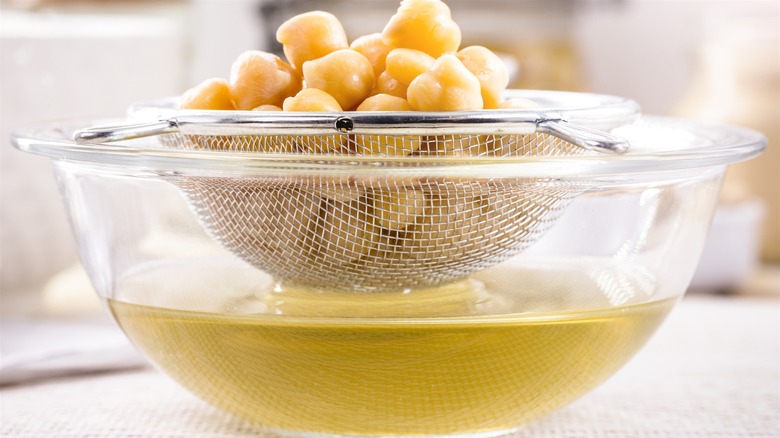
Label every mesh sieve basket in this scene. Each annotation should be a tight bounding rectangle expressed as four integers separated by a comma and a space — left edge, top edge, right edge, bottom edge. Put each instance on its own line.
74, 90, 639, 291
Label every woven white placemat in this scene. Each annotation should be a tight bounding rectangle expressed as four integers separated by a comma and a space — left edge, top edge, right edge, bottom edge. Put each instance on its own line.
2, 294, 778, 438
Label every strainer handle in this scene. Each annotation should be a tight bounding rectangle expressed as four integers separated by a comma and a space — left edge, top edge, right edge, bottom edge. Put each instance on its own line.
73, 120, 177, 144
538, 120, 629, 154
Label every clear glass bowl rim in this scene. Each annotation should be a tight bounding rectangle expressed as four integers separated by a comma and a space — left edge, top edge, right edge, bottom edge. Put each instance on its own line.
11, 116, 766, 179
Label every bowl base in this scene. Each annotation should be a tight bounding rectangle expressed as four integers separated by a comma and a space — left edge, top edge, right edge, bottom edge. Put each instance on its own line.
257, 424, 523, 438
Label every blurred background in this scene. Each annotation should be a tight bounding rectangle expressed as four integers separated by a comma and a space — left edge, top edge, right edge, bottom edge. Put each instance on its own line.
1, 0, 778, 322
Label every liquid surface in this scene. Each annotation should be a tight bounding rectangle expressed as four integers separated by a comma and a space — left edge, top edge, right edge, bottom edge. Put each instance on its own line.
109, 295, 676, 436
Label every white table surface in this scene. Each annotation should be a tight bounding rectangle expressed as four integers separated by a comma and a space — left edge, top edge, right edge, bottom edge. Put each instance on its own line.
1, 294, 779, 438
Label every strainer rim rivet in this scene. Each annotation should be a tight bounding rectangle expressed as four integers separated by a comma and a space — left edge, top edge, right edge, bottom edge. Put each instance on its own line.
335, 117, 354, 133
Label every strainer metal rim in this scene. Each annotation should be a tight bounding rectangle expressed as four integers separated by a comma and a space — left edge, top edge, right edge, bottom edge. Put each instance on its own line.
12, 117, 766, 178
126, 90, 641, 135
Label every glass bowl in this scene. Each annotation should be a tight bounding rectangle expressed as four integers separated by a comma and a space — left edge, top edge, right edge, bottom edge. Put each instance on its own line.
12, 115, 765, 437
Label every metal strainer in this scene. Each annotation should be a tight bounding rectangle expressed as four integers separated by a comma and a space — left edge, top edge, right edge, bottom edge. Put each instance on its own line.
73, 91, 637, 291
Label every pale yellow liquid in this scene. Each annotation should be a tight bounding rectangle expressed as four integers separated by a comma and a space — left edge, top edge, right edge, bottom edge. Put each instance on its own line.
109, 292, 675, 436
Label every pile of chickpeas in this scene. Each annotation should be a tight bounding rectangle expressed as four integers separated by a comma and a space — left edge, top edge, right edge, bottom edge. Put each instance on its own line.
181, 0, 536, 118
177, 0, 557, 278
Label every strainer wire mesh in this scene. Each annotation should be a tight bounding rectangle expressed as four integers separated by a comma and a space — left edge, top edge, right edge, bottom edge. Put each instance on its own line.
169, 131, 592, 291
160, 131, 585, 157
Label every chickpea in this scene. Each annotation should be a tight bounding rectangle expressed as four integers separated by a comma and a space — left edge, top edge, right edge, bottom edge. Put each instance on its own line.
407, 54, 483, 111
356, 94, 412, 112
375, 71, 408, 99
276, 11, 349, 71
310, 179, 364, 204
193, 183, 320, 275
350, 33, 392, 77
252, 104, 282, 111
417, 135, 476, 156
373, 188, 427, 230
372, 49, 434, 100
381, 0, 461, 58
283, 89, 344, 153
302, 49, 375, 110
456, 46, 509, 109
404, 188, 467, 259
313, 198, 378, 263
355, 94, 419, 156
355, 133, 422, 156
180, 78, 235, 110
245, 104, 284, 152
385, 48, 435, 86
282, 88, 342, 112
229, 50, 301, 110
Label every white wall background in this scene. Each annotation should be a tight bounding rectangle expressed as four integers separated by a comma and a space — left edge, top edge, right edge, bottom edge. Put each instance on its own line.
574, 0, 779, 114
